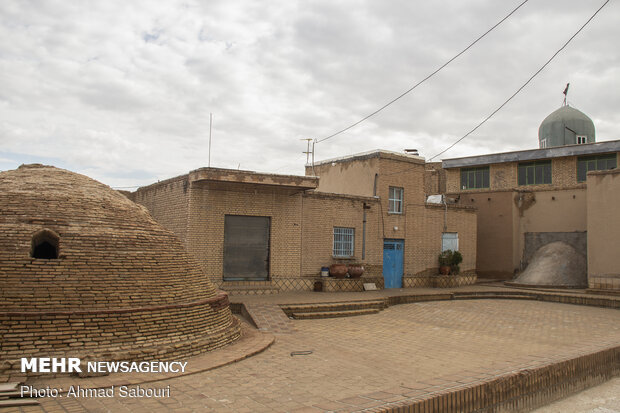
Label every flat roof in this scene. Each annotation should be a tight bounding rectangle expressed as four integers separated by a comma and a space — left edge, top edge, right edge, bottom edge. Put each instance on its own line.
310, 149, 425, 167
442, 140, 620, 169
189, 167, 319, 190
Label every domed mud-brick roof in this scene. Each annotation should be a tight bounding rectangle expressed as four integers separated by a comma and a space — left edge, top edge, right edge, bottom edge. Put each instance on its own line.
0, 165, 240, 379
0, 164, 218, 310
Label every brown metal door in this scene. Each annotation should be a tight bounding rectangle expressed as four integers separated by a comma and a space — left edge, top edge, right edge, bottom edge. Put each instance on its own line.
223, 215, 270, 281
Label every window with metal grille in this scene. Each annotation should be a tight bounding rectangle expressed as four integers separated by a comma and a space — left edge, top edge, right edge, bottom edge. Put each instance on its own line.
333, 227, 354, 257
388, 187, 403, 213
577, 154, 617, 182
518, 161, 552, 186
460, 167, 490, 189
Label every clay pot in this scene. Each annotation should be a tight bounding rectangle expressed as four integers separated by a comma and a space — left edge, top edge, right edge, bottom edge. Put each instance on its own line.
439, 265, 451, 275
329, 263, 348, 278
347, 265, 365, 278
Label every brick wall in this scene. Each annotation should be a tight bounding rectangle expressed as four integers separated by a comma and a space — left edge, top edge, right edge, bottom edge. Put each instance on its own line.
445, 153, 620, 193
308, 156, 379, 197
184, 181, 304, 285
424, 162, 446, 195
132, 175, 190, 243
404, 204, 477, 276
301, 192, 381, 277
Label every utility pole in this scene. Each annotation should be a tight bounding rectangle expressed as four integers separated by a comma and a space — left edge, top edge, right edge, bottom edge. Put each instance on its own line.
208, 113, 213, 167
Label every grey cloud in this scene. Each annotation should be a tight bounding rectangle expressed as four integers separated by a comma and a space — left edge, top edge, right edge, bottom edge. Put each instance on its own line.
0, 0, 618, 186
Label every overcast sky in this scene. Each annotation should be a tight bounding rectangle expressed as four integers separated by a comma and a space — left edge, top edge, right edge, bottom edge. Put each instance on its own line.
1, 0, 618, 187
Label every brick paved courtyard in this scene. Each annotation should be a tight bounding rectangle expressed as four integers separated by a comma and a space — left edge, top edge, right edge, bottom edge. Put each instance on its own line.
8, 298, 620, 412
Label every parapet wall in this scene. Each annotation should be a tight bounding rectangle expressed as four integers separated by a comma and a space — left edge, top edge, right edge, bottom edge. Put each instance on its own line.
587, 169, 620, 292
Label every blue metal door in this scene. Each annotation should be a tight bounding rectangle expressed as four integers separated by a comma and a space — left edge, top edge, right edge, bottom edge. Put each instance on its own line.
383, 239, 404, 288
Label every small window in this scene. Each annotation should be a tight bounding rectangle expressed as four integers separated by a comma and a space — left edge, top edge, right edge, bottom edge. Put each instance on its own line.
31, 229, 60, 259
540, 139, 547, 149
388, 186, 403, 213
460, 167, 489, 189
576, 135, 587, 144
333, 227, 354, 257
518, 161, 552, 186
442, 233, 458, 252
577, 154, 617, 182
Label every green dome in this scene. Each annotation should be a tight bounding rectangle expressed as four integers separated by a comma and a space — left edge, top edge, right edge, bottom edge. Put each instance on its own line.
538, 105, 595, 148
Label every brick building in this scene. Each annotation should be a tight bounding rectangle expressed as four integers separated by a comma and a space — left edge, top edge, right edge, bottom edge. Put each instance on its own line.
132, 150, 477, 293
439, 103, 620, 293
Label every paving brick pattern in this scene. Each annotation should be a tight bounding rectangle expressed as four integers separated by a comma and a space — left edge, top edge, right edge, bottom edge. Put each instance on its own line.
13, 299, 620, 413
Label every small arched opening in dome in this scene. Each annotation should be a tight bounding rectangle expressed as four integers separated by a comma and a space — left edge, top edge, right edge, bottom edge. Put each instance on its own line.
31, 229, 60, 259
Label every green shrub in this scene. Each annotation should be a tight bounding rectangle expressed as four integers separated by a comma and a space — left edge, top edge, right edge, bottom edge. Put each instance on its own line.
450, 250, 463, 275
438, 250, 452, 266
438, 250, 463, 275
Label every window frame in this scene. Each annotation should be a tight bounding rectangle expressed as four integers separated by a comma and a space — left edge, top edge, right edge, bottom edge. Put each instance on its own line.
577, 154, 617, 182
441, 233, 458, 252
517, 160, 552, 186
460, 166, 490, 190
388, 186, 403, 214
333, 227, 355, 258
576, 135, 587, 144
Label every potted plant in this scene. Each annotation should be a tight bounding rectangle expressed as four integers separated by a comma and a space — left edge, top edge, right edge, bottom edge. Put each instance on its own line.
347, 263, 365, 278
438, 250, 452, 275
450, 251, 463, 275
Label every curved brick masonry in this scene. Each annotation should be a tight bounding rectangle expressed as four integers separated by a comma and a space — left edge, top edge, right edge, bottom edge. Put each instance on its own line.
0, 165, 241, 380
0, 293, 241, 379
0, 164, 219, 310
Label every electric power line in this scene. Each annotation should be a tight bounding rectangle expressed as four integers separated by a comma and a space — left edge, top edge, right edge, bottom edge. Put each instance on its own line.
315, 0, 530, 144
428, 0, 611, 161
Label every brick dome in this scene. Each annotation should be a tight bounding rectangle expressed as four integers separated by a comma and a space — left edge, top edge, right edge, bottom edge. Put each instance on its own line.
0, 164, 240, 379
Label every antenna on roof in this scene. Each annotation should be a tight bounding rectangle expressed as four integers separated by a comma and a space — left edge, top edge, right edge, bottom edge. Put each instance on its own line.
301, 138, 312, 164
562, 83, 570, 106
302, 138, 317, 176
208, 113, 213, 167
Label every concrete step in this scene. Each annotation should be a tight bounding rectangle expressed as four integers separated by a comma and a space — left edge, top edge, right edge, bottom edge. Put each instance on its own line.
454, 293, 533, 300
292, 308, 381, 320
0, 399, 39, 407
281, 300, 386, 316
0, 383, 19, 392
221, 285, 280, 296
0, 390, 22, 398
